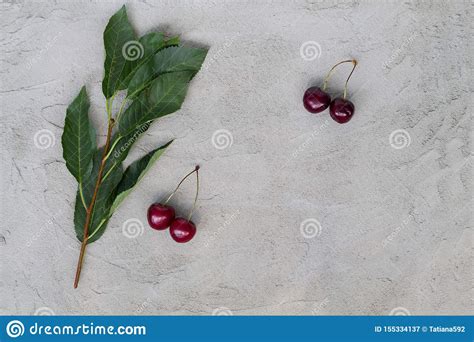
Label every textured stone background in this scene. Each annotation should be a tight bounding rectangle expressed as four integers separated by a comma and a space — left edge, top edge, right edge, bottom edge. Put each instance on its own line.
0, 0, 472, 315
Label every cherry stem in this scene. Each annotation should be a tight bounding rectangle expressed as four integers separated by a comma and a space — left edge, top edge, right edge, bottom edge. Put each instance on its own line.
164, 165, 200, 205
187, 168, 199, 221
322, 59, 357, 92
343, 60, 357, 99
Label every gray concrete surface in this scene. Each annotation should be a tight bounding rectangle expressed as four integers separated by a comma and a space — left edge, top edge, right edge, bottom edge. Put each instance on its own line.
0, 0, 472, 315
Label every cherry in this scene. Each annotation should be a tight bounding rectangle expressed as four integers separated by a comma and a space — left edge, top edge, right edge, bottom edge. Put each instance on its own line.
147, 165, 199, 231
170, 218, 196, 243
170, 165, 200, 243
303, 87, 331, 113
330, 98, 355, 124
147, 203, 175, 230
303, 59, 358, 120
329, 59, 357, 124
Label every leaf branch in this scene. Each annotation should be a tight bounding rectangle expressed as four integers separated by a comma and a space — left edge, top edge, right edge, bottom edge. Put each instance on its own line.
63, 5, 208, 288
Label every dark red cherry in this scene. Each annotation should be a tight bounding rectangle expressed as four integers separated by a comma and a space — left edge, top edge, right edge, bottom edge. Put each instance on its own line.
147, 203, 175, 230
303, 87, 331, 113
170, 218, 196, 243
329, 98, 355, 124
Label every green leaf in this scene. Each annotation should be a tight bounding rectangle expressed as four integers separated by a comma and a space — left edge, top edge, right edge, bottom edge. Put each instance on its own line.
165, 35, 180, 47
61, 86, 96, 184
74, 149, 123, 243
127, 46, 208, 98
102, 5, 136, 99
116, 32, 167, 91
119, 71, 195, 136
110, 140, 173, 213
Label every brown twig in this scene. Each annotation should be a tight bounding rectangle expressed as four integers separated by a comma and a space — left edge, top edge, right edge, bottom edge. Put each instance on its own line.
73, 118, 115, 288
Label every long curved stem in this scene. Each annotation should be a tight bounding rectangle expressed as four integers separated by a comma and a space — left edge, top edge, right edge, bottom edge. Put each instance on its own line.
187, 168, 199, 221
73, 98, 115, 288
322, 59, 356, 91
164, 166, 200, 205
343, 60, 357, 99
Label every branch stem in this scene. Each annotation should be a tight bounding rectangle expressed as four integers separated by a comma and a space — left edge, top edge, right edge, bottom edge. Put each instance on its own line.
164, 166, 200, 205
343, 60, 357, 99
73, 99, 115, 288
322, 59, 356, 91
187, 168, 199, 221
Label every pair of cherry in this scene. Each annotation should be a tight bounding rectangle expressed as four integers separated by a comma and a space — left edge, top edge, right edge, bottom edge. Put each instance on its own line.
303, 59, 358, 124
147, 166, 200, 243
